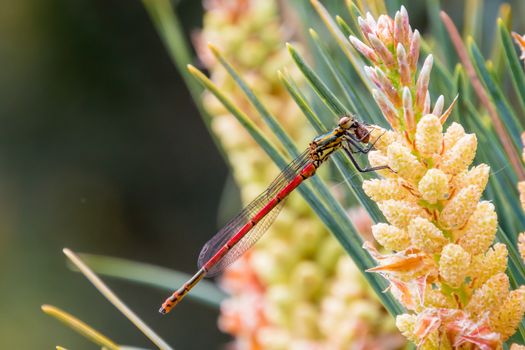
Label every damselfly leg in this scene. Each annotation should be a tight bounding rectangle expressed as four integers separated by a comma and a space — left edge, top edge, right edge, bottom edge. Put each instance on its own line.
342, 129, 392, 173
342, 145, 391, 173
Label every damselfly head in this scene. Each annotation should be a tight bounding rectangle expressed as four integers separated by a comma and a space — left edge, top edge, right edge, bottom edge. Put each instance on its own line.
338, 116, 353, 129
355, 122, 371, 143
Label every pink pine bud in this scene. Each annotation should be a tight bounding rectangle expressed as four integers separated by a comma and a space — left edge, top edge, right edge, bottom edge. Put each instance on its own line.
364, 66, 380, 87
423, 91, 431, 115
365, 12, 377, 31
349, 35, 378, 62
376, 15, 394, 47
408, 30, 421, 72
397, 44, 411, 86
394, 8, 409, 50
415, 55, 433, 112
358, 16, 373, 40
439, 95, 459, 124
365, 67, 399, 107
432, 95, 445, 116
375, 67, 401, 107
373, 89, 399, 128
402, 87, 415, 131
400, 6, 411, 47
368, 33, 395, 68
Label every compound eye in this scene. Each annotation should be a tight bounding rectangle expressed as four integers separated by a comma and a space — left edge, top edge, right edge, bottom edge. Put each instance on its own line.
338, 116, 352, 129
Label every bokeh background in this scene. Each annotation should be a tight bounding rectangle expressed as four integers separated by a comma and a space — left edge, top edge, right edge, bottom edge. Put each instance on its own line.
0, 0, 229, 348
0, 0, 523, 349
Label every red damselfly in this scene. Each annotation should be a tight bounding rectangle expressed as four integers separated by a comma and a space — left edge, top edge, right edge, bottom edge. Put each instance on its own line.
159, 116, 387, 314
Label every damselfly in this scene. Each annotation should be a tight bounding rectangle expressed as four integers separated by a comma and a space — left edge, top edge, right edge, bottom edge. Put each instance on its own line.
159, 116, 387, 314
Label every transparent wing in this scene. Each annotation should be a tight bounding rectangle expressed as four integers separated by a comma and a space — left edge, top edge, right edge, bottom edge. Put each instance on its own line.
197, 149, 312, 276
203, 200, 285, 277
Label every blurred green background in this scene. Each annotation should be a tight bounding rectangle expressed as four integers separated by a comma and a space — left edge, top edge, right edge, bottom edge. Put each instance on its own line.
0, 0, 524, 349
0, 0, 230, 348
